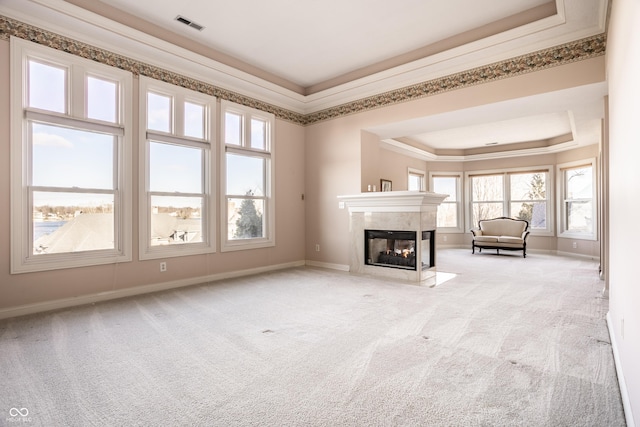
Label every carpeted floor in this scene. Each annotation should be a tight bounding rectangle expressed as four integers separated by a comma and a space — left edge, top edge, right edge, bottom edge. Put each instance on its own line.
0, 249, 626, 426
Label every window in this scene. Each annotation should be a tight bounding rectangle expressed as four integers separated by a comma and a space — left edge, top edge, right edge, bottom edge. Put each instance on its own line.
10, 38, 132, 273
558, 160, 596, 240
220, 101, 275, 251
408, 168, 425, 191
430, 173, 463, 232
139, 77, 216, 260
467, 168, 553, 234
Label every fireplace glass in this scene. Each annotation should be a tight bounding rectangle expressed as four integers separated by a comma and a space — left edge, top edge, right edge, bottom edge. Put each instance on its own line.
365, 230, 417, 270
365, 229, 436, 271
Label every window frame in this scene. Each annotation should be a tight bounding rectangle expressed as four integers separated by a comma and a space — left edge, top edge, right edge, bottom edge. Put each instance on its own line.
10, 38, 133, 274
220, 100, 275, 252
408, 168, 426, 191
557, 159, 597, 241
139, 77, 216, 260
465, 166, 554, 236
429, 172, 464, 233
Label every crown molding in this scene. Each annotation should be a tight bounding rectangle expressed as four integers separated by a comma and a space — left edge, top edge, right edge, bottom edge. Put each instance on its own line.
0, 0, 606, 127
380, 137, 583, 163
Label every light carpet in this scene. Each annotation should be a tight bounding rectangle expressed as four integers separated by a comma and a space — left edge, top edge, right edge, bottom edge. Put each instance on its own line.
0, 249, 626, 426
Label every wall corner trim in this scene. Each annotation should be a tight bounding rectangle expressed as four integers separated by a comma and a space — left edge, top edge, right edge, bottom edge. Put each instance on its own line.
607, 311, 636, 427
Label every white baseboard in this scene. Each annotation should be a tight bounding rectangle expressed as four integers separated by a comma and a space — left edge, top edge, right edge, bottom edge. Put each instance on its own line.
305, 260, 350, 272
555, 250, 600, 261
607, 311, 636, 427
0, 260, 306, 320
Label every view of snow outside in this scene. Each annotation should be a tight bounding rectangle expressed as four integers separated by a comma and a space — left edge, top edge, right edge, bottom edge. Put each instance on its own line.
30, 60, 266, 255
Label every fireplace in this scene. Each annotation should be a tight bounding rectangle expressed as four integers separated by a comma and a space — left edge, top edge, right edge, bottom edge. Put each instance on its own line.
338, 191, 447, 282
365, 229, 435, 271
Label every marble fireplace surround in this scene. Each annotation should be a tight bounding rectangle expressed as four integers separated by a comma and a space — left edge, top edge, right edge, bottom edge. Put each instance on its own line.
337, 191, 448, 282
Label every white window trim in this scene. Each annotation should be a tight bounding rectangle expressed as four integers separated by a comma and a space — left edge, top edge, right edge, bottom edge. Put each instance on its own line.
465, 166, 554, 236
138, 77, 216, 260
429, 172, 464, 233
408, 167, 426, 191
220, 100, 275, 252
557, 158, 597, 241
10, 38, 133, 273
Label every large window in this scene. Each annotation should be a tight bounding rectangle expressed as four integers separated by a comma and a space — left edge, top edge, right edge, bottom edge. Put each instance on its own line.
220, 101, 275, 251
139, 78, 216, 260
10, 39, 132, 273
467, 168, 553, 234
558, 160, 596, 240
430, 173, 463, 232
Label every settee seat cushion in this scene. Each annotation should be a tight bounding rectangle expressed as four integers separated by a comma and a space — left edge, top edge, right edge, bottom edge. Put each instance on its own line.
498, 236, 524, 244
474, 235, 499, 243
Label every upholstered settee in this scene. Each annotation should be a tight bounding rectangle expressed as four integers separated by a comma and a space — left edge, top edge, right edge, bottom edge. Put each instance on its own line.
470, 217, 530, 258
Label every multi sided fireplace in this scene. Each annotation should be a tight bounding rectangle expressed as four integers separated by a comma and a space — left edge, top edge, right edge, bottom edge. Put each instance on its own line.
338, 191, 447, 282
365, 229, 435, 271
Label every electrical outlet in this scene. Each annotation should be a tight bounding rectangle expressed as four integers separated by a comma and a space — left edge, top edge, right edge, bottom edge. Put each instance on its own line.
160, 262, 167, 272
572, 242, 577, 249
315, 244, 320, 252
443, 235, 448, 242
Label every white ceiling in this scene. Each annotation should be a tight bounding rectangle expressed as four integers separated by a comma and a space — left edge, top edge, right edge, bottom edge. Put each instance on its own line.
95, 0, 551, 88
0, 0, 609, 157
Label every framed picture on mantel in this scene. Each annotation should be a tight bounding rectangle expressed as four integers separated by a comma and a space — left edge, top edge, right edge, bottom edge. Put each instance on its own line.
380, 179, 392, 192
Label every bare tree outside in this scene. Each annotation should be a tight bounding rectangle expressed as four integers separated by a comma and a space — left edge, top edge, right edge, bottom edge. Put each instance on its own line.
471, 175, 503, 226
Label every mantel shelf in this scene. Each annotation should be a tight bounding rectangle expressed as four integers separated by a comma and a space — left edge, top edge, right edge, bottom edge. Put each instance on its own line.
338, 191, 448, 213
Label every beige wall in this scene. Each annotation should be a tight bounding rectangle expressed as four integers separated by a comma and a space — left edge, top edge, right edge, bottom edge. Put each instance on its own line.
305, 56, 605, 268
0, 39, 306, 312
358, 142, 600, 256
607, 0, 640, 423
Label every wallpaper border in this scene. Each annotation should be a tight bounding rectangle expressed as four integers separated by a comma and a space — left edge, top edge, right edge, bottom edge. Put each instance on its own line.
0, 15, 606, 126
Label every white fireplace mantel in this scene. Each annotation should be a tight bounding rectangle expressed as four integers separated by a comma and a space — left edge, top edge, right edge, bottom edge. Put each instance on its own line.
338, 191, 448, 213
338, 191, 448, 282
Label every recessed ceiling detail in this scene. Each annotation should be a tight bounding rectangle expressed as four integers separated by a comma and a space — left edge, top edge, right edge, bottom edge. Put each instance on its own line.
304, 34, 605, 125
0, 14, 606, 129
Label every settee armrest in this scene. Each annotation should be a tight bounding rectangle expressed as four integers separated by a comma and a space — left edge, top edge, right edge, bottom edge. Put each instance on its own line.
522, 230, 530, 240
470, 229, 482, 237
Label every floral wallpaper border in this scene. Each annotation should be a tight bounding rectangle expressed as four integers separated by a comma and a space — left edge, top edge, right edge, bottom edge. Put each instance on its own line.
0, 15, 606, 126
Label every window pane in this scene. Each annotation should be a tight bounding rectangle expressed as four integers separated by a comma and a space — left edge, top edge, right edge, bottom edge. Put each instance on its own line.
512, 201, 546, 229
472, 175, 503, 201
472, 202, 503, 226
28, 60, 66, 113
566, 167, 592, 199
511, 173, 546, 201
184, 102, 204, 139
87, 76, 117, 123
150, 142, 202, 193
433, 177, 457, 201
251, 118, 266, 150
32, 123, 114, 189
225, 112, 242, 146
150, 196, 203, 246
437, 203, 457, 228
147, 92, 171, 132
226, 153, 265, 196
409, 174, 423, 191
566, 201, 593, 233
32, 191, 114, 254
227, 198, 264, 240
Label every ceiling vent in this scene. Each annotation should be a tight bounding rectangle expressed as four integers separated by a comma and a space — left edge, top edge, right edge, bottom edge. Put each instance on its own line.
175, 15, 204, 31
